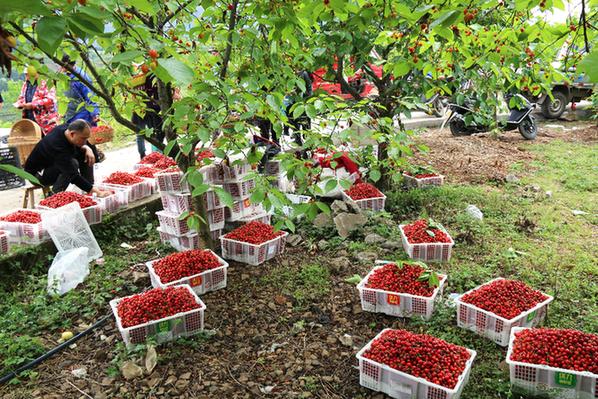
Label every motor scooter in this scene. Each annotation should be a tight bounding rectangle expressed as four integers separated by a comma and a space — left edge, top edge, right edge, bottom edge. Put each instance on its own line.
443, 94, 537, 140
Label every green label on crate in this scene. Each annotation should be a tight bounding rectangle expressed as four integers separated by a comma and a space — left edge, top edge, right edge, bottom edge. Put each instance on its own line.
156, 320, 171, 334
526, 310, 536, 323
554, 372, 576, 387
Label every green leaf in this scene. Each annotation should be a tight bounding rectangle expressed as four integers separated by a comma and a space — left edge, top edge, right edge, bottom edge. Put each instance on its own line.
428, 272, 440, 288
430, 10, 460, 29
324, 178, 337, 193
68, 13, 106, 37
392, 62, 411, 78
127, 0, 155, 13
157, 58, 195, 85
36, 16, 66, 55
0, 164, 40, 185
426, 229, 436, 237
284, 218, 295, 232
344, 274, 362, 285
213, 187, 234, 208
369, 169, 381, 182
578, 52, 598, 83
292, 104, 305, 119
111, 51, 144, 65
0, 0, 49, 15
315, 201, 330, 214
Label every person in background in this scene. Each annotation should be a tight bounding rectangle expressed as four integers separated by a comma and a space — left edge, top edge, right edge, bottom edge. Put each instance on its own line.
14, 65, 59, 135
131, 72, 164, 160
61, 55, 99, 126
24, 119, 111, 197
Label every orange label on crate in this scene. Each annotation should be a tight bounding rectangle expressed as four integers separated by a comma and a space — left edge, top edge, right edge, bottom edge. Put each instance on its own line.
190, 276, 203, 287
243, 198, 251, 207
387, 294, 401, 306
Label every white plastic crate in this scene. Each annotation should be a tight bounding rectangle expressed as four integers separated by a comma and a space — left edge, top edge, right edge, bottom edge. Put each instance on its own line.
455, 278, 554, 346
223, 178, 256, 199
0, 209, 49, 244
506, 327, 598, 399
210, 229, 223, 242
199, 164, 223, 184
403, 173, 445, 189
155, 170, 190, 193
201, 189, 224, 211
356, 329, 477, 399
282, 194, 312, 217
110, 284, 206, 347
157, 208, 225, 235
342, 190, 386, 212
157, 226, 200, 252
0, 230, 9, 253
93, 185, 130, 213
221, 161, 252, 181
220, 231, 288, 266
160, 192, 192, 214
399, 224, 454, 263
104, 179, 154, 202
237, 212, 271, 225
37, 203, 103, 226
357, 264, 447, 320
146, 250, 228, 295
142, 177, 158, 194
226, 198, 264, 221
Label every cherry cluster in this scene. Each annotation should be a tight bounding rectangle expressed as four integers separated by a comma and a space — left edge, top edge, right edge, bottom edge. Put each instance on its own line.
140, 152, 168, 164
460, 279, 548, 320
104, 172, 144, 186
135, 167, 160, 178
154, 157, 177, 170
363, 329, 471, 389
224, 221, 284, 245
196, 149, 214, 163
153, 250, 222, 284
366, 263, 439, 297
117, 286, 200, 328
511, 328, 598, 374
40, 192, 97, 209
345, 183, 384, 200
403, 219, 451, 244
0, 210, 42, 224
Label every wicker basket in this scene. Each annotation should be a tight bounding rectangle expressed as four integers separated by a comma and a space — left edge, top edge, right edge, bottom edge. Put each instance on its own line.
8, 119, 42, 165
89, 125, 114, 145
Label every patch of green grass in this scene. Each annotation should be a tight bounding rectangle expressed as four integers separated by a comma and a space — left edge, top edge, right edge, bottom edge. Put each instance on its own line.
261, 264, 331, 305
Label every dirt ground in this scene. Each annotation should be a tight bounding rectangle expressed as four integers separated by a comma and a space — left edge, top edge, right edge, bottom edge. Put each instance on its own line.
1, 120, 596, 399
410, 122, 597, 184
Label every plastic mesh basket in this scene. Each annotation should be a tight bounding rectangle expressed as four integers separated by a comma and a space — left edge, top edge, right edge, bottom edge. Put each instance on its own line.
0, 208, 49, 244
506, 327, 598, 399
109, 284, 206, 347
37, 203, 103, 226
357, 263, 447, 320
160, 192, 192, 214
104, 179, 154, 202
156, 170, 190, 193
223, 179, 256, 199
146, 250, 229, 295
93, 185, 130, 213
399, 224, 454, 263
220, 231, 288, 266
222, 161, 252, 181
455, 278, 554, 346
403, 173, 445, 189
356, 329, 477, 399
342, 191, 386, 212
157, 227, 200, 252
0, 230, 9, 253
226, 198, 264, 221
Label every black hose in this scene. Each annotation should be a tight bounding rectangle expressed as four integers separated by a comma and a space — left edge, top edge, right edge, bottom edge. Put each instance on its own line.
0, 314, 111, 385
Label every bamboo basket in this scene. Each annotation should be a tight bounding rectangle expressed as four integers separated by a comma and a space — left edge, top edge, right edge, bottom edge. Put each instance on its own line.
8, 119, 42, 165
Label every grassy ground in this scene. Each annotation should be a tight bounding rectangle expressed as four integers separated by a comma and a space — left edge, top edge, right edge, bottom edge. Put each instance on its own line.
0, 132, 596, 398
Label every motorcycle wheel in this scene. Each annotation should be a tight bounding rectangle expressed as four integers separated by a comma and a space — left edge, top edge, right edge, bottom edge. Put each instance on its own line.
449, 119, 470, 136
518, 115, 537, 140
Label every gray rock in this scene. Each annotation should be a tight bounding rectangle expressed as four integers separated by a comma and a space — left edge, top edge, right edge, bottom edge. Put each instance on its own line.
345, 199, 362, 214
334, 212, 367, 238
364, 233, 385, 244
356, 251, 378, 263
380, 241, 401, 250
317, 240, 328, 250
330, 256, 351, 273
505, 174, 520, 183
287, 234, 302, 247
339, 334, 353, 347
571, 209, 588, 216
313, 212, 333, 228
331, 200, 349, 214
545, 190, 553, 198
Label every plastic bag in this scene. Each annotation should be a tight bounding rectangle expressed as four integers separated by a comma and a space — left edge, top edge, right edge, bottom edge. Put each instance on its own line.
466, 205, 483, 221
47, 247, 90, 295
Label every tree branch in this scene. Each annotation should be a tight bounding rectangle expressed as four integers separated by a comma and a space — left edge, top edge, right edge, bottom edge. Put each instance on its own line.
158, 0, 195, 30
219, 0, 240, 80
334, 55, 361, 100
